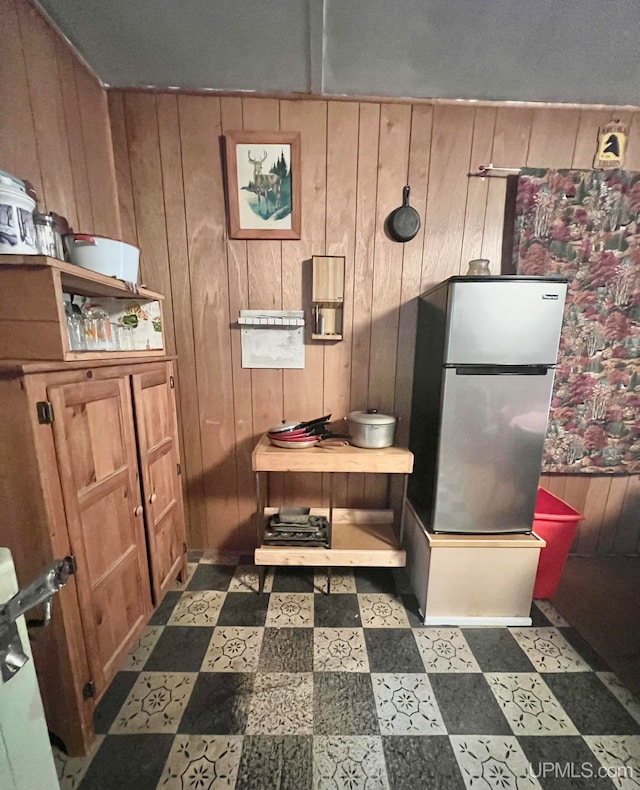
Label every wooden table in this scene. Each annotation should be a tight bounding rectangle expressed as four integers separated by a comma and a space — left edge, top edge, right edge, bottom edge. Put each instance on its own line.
251, 434, 414, 591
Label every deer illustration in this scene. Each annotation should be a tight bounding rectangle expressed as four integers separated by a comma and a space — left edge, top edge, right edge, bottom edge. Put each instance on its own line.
247, 150, 281, 214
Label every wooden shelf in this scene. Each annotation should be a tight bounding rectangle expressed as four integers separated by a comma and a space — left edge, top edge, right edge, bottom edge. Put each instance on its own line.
255, 508, 406, 567
311, 333, 343, 341
252, 433, 414, 474
0, 255, 162, 300
0, 255, 165, 361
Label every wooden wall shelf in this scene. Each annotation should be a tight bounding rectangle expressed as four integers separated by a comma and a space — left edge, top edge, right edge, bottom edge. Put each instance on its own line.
0, 255, 165, 361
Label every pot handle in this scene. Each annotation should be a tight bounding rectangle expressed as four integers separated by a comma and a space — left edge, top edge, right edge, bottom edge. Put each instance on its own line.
71, 234, 96, 245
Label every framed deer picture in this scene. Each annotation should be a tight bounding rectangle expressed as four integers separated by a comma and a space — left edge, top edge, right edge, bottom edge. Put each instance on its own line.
224, 131, 301, 239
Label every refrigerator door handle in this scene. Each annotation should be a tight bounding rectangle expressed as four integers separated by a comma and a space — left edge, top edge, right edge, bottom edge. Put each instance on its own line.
450, 364, 550, 376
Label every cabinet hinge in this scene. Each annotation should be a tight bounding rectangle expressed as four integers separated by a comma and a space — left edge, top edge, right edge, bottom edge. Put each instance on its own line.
183, 542, 187, 554
36, 401, 55, 424
67, 555, 78, 575
169, 376, 175, 389
177, 463, 181, 476
82, 680, 95, 700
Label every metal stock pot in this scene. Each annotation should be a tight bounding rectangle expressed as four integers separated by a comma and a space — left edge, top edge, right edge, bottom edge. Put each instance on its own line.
347, 409, 396, 448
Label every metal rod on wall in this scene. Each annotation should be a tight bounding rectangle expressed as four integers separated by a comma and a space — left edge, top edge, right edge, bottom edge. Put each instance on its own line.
468, 163, 523, 178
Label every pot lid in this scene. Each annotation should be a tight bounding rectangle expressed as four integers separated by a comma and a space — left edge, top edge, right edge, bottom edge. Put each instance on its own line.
347, 409, 396, 425
0, 169, 26, 191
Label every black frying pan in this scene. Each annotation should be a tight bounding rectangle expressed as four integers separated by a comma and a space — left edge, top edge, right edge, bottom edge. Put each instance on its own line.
387, 185, 420, 242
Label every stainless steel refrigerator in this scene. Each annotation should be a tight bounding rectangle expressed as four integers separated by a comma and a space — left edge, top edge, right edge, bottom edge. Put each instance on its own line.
408, 275, 567, 534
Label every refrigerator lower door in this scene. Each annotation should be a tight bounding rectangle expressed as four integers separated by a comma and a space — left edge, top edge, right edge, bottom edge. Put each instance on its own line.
432, 367, 555, 534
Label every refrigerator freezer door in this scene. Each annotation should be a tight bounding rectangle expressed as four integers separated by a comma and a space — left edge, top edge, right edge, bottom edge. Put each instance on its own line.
445, 279, 567, 365
432, 368, 555, 534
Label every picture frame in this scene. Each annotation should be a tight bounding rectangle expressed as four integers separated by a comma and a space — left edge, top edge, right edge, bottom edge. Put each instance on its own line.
224, 131, 301, 240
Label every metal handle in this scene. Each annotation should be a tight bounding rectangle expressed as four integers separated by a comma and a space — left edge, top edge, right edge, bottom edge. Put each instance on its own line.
149, 493, 157, 504
134, 505, 143, 516
0, 556, 75, 630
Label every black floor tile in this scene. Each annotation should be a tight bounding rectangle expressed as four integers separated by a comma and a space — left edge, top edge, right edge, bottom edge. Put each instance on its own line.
144, 626, 213, 672
401, 593, 425, 628
93, 671, 139, 734
187, 564, 235, 591
518, 736, 617, 790
462, 628, 536, 672
558, 626, 611, 671
258, 627, 314, 672
429, 673, 512, 735
178, 672, 254, 734
364, 628, 425, 673
542, 673, 640, 735
187, 549, 203, 562
217, 592, 269, 627
353, 567, 396, 594
78, 734, 174, 790
236, 735, 312, 790
530, 602, 553, 627
314, 672, 379, 735
314, 593, 361, 627
383, 734, 466, 789
148, 591, 181, 625
271, 567, 316, 593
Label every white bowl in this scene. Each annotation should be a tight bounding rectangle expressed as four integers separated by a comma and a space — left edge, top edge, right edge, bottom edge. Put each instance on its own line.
64, 234, 140, 283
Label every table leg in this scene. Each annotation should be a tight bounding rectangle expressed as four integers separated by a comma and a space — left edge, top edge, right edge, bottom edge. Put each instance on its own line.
328, 472, 334, 548
326, 566, 331, 595
257, 566, 266, 595
398, 474, 408, 547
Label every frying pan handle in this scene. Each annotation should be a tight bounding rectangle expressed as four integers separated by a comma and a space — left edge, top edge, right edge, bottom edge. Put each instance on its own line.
402, 185, 410, 206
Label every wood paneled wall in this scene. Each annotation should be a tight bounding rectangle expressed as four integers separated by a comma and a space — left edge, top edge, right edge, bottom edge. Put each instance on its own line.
3, 0, 637, 556
108, 91, 640, 555
0, 0, 120, 239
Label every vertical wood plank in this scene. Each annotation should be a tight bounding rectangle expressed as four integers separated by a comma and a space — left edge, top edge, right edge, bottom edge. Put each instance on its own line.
575, 477, 610, 555
422, 105, 475, 287
0, 0, 43, 199
612, 476, 640, 554
242, 100, 284, 506
124, 93, 176, 354
597, 477, 629, 554
394, 104, 433, 446
179, 94, 240, 546
325, 101, 359, 506
73, 61, 121, 239
108, 91, 138, 245
280, 99, 328, 506
460, 108, 496, 272
16, 1, 76, 225
527, 109, 580, 168
55, 38, 93, 232
221, 96, 255, 545
348, 103, 380, 507
156, 93, 207, 547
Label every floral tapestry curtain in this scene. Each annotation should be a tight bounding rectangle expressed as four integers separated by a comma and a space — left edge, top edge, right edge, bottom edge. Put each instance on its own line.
512, 168, 640, 474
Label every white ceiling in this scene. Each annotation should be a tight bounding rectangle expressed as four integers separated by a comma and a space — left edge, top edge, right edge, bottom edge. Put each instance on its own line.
38, 0, 640, 106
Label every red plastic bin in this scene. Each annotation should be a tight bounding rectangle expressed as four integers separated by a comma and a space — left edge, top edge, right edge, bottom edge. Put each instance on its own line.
532, 487, 583, 599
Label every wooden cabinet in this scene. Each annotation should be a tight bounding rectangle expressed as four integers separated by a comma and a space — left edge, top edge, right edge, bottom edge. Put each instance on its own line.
0, 357, 186, 756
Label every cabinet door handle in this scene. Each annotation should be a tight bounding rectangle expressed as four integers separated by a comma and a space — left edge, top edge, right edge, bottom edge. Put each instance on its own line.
134, 505, 143, 517
149, 493, 157, 504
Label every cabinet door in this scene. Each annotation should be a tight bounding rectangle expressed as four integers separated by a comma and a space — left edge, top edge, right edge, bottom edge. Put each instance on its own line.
132, 365, 187, 602
48, 377, 152, 696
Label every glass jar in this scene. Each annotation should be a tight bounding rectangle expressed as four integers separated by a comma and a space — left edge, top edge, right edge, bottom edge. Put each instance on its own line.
82, 305, 112, 351
33, 212, 64, 259
466, 258, 491, 276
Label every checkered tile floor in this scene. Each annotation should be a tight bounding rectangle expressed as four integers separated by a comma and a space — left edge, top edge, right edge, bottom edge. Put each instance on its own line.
54, 554, 640, 789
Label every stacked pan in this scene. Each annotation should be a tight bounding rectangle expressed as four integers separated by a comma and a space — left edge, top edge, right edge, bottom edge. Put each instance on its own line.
267, 415, 349, 448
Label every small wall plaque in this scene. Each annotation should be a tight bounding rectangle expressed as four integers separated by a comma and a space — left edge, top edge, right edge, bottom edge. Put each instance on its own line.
593, 120, 628, 170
